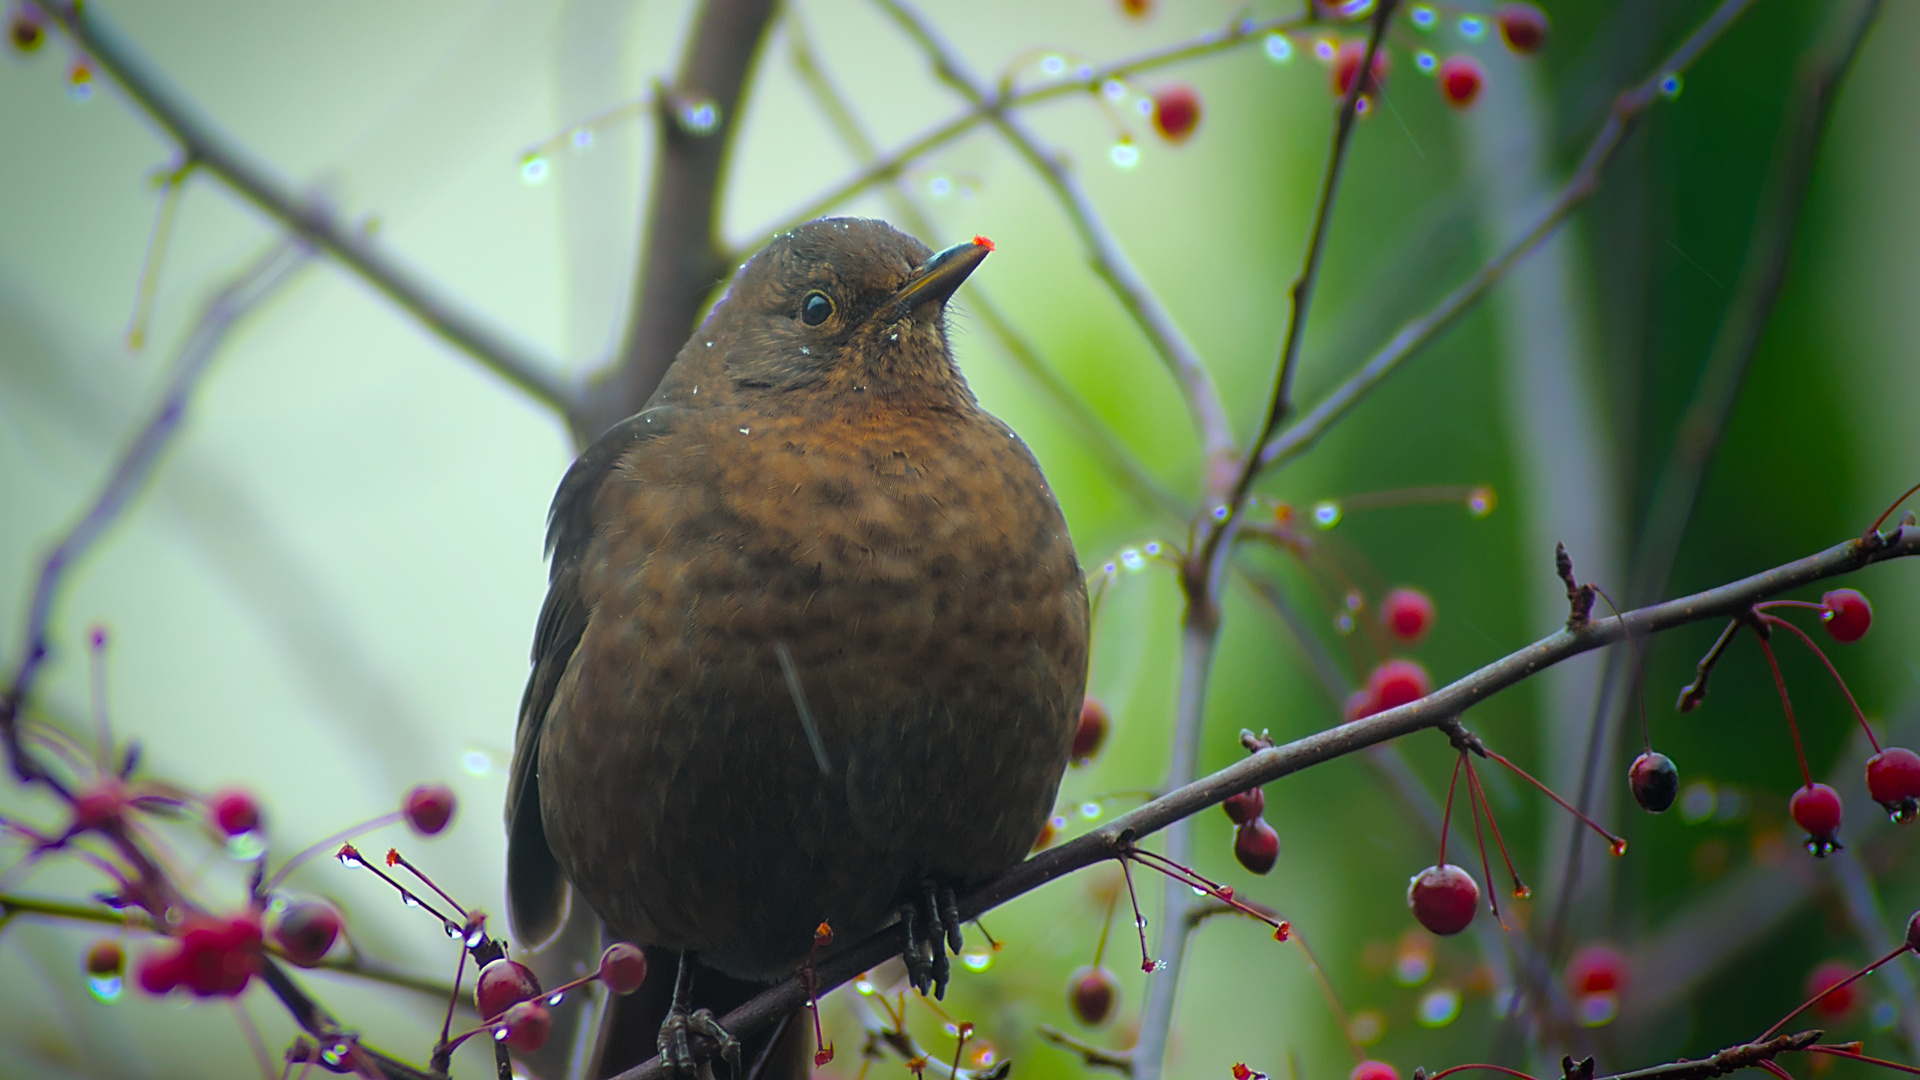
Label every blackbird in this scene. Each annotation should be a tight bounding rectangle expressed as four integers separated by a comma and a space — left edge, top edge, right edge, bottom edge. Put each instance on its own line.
505, 218, 1090, 1076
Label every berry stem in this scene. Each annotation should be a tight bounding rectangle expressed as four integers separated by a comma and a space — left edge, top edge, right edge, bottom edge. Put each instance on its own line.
1285, 928, 1366, 1065
1438, 752, 1463, 867
1758, 613, 1879, 751
1749, 624, 1815, 787
1867, 478, 1920, 536
1425, 1066, 1544, 1080
1465, 759, 1528, 900
1462, 753, 1502, 927
263, 811, 406, 894
1807, 1046, 1920, 1076
1754, 600, 1828, 612
1116, 856, 1154, 972
1092, 877, 1120, 968
1476, 746, 1627, 854
1592, 585, 1654, 753
1758, 944, 1909, 1041
335, 843, 461, 937
385, 849, 470, 918
1126, 847, 1288, 937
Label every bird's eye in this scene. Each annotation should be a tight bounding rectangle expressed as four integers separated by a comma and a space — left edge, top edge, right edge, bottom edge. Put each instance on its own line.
800, 291, 834, 326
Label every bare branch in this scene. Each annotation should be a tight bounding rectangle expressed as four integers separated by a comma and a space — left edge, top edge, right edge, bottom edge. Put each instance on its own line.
1258, 0, 1762, 474
1, 240, 312, 787
868, 0, 1236, 474
587, 0, 779, 439
39, 2, 577, 417
611, 527, 1920, 1080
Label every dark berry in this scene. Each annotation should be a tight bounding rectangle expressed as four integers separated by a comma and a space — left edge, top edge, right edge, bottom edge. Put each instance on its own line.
210, 789, 262, 836
1223, 786, 1265, 825
1821, 589, 1872, 643
1072, 698, 1109, 763
1068, 965, 1118, 1026
1790, 783, 1843, 856
498, 1000, 552, 1054
476, 958, 542, 1021
1151, 85, 1201, 142
1332, 41, 1390, 101
1806, 960, 1860, 1018
85, 939, 125, 977
1408, 864, 1479, 935
1368, 659, 1431, 712
273, 900, 342, 966
403, 783, 456, 836
1437, 56, 1484, 110
1234, 819, 1280, 875
1867, 747, 1920, 823
599, 942, 648, 995
1351, 1063, 1399, 1080
1379, 588, 1435, 645
1629, 751, 1679, 813
1495, 3, 1549, 54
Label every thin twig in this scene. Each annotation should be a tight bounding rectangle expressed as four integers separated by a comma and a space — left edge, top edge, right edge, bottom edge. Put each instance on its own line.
39, 3, 577, 417
0, 240, 312, 787
1258, 0, 1762, 474
610, 528, 1920, 1080
868, 0, 1236, 475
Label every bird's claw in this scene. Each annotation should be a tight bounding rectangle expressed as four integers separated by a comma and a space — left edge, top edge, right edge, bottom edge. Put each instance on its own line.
659, 1006, 740, 1078
901, 881, 963, 999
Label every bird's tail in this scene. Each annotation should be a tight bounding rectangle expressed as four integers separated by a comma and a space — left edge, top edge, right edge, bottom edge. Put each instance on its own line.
592, 948, 809, 1080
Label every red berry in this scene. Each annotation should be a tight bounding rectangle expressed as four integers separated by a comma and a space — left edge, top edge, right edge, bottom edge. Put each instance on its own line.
1068, 965, 1118, 1026
1072, 698, 1109, 763
136, 950, 182, 995
85, 939, 125, 977
1223, 786, 1265, 825
1234, 819, 1280, 875
1367, 659, 1431, 712
1332, 41, 1390, 101
1343, 688, 1377, 723
72, 779, 129, 831
1867, 747, 1920, 822
1495, 3, 1550, 54
1629, 751, 1679, 814
1118, 0, 1150, 15
10, 7, 45, 52
1566, 944, 1627, 996
1151, 85, 1202, 143
273, 900, 343, 966
174, 914, 263, 997
497, 1000, 552, 1054
476, 958, 542, 1021
403, 783, 456, 836
1379, 588, 1435, 645
599, 942, 648, 995
1437, 56, 1484, 110
1408, 864, 1479, 935
210, 789, 262, 836
1821, 589, 1872, 643
1351, 1063, 1399, 1080
1806, 960, 1860, 1018
1790, 783, 1844, 856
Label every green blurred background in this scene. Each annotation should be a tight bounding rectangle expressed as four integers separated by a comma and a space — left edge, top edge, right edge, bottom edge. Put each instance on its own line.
2, 0, 1918, 1076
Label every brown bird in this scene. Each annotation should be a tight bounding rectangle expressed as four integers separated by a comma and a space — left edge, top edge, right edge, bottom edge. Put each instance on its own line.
505, 218, 1090, 1076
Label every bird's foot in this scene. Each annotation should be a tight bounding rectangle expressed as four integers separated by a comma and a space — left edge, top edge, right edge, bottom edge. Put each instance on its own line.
900, 881, 965, 999
659, 1006, 741, 1079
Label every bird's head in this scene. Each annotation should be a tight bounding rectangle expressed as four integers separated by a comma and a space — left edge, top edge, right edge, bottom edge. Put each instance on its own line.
705, 217, 992, 406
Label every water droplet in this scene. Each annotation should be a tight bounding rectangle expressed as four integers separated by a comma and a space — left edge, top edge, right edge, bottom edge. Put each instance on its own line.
1608, 838, 1628, 856
338, 853, 364, 869
1143, 542, 1161, 557
1040, 54, 1066, 78
494, 1028, 509, 1043
1415, 51, 1437, 74
571, 128, 594, 151
1873, 999, 1898, 1030
462, 750, 491, 776
855, 979, 876, 995
1120, 549, 1145, 571
225, 832, 265, 861
1079, 802, 1101, 819
1190, 885, 1208, 897
1345, 588, 1364, 612
1314, 39, 1338, 62
1334, 613, 1355, 635
1075, 65, 1094, 81
466, 929, 486, 947
1394, 947, 1432, 986
1103, 79, 1127, 101
1417, 986, 1461, 1027
1102, 562, 1117, 576
1110, 140, 1141, 169
1512, 883, 1531, 899
322, 1045, 348, 1066
1457, 15, 1485, 39
402, 893, 421, 908
1576, 991, 1618, 1027
929, 176, 951, 197
1135, 98, 1153, 117
1410, 5, 1436, 29
521, 157, 550, 185
88, 975, 122, 1002
1466, 486, 1496, 517
549, 992, 566, 1006
961, 952, 992, 972
1659, 74, 1684, 99
679, 99, 719, 134
1680, 780, 1715, 823
1312, 500, 1342, 528
1263, 34, 1293, 63
1211, 505, 1229, 520
1891, 802, 1916, 824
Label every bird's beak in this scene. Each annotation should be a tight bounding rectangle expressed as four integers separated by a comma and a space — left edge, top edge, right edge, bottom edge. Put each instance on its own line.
891, 236, 993, 316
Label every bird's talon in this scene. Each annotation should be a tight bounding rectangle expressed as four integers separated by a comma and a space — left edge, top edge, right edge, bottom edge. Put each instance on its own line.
690, 1008, 741, 1075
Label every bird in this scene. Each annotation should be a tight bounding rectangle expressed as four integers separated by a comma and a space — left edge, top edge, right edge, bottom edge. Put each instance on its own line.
504, 218, 1091, 1077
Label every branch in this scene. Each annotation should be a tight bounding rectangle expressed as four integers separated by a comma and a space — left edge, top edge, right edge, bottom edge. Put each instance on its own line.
587, 0, 778, 439
869, 0, 1237, 475
611, 527, 1920, 1080
1257, 0, 1761, 474
39, 2, 577, 418
1593, 1030, 1820, 1080
0, 240, 312, 787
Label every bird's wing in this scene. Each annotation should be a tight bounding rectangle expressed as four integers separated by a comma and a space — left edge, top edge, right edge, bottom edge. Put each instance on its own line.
505, 407, 672, 948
